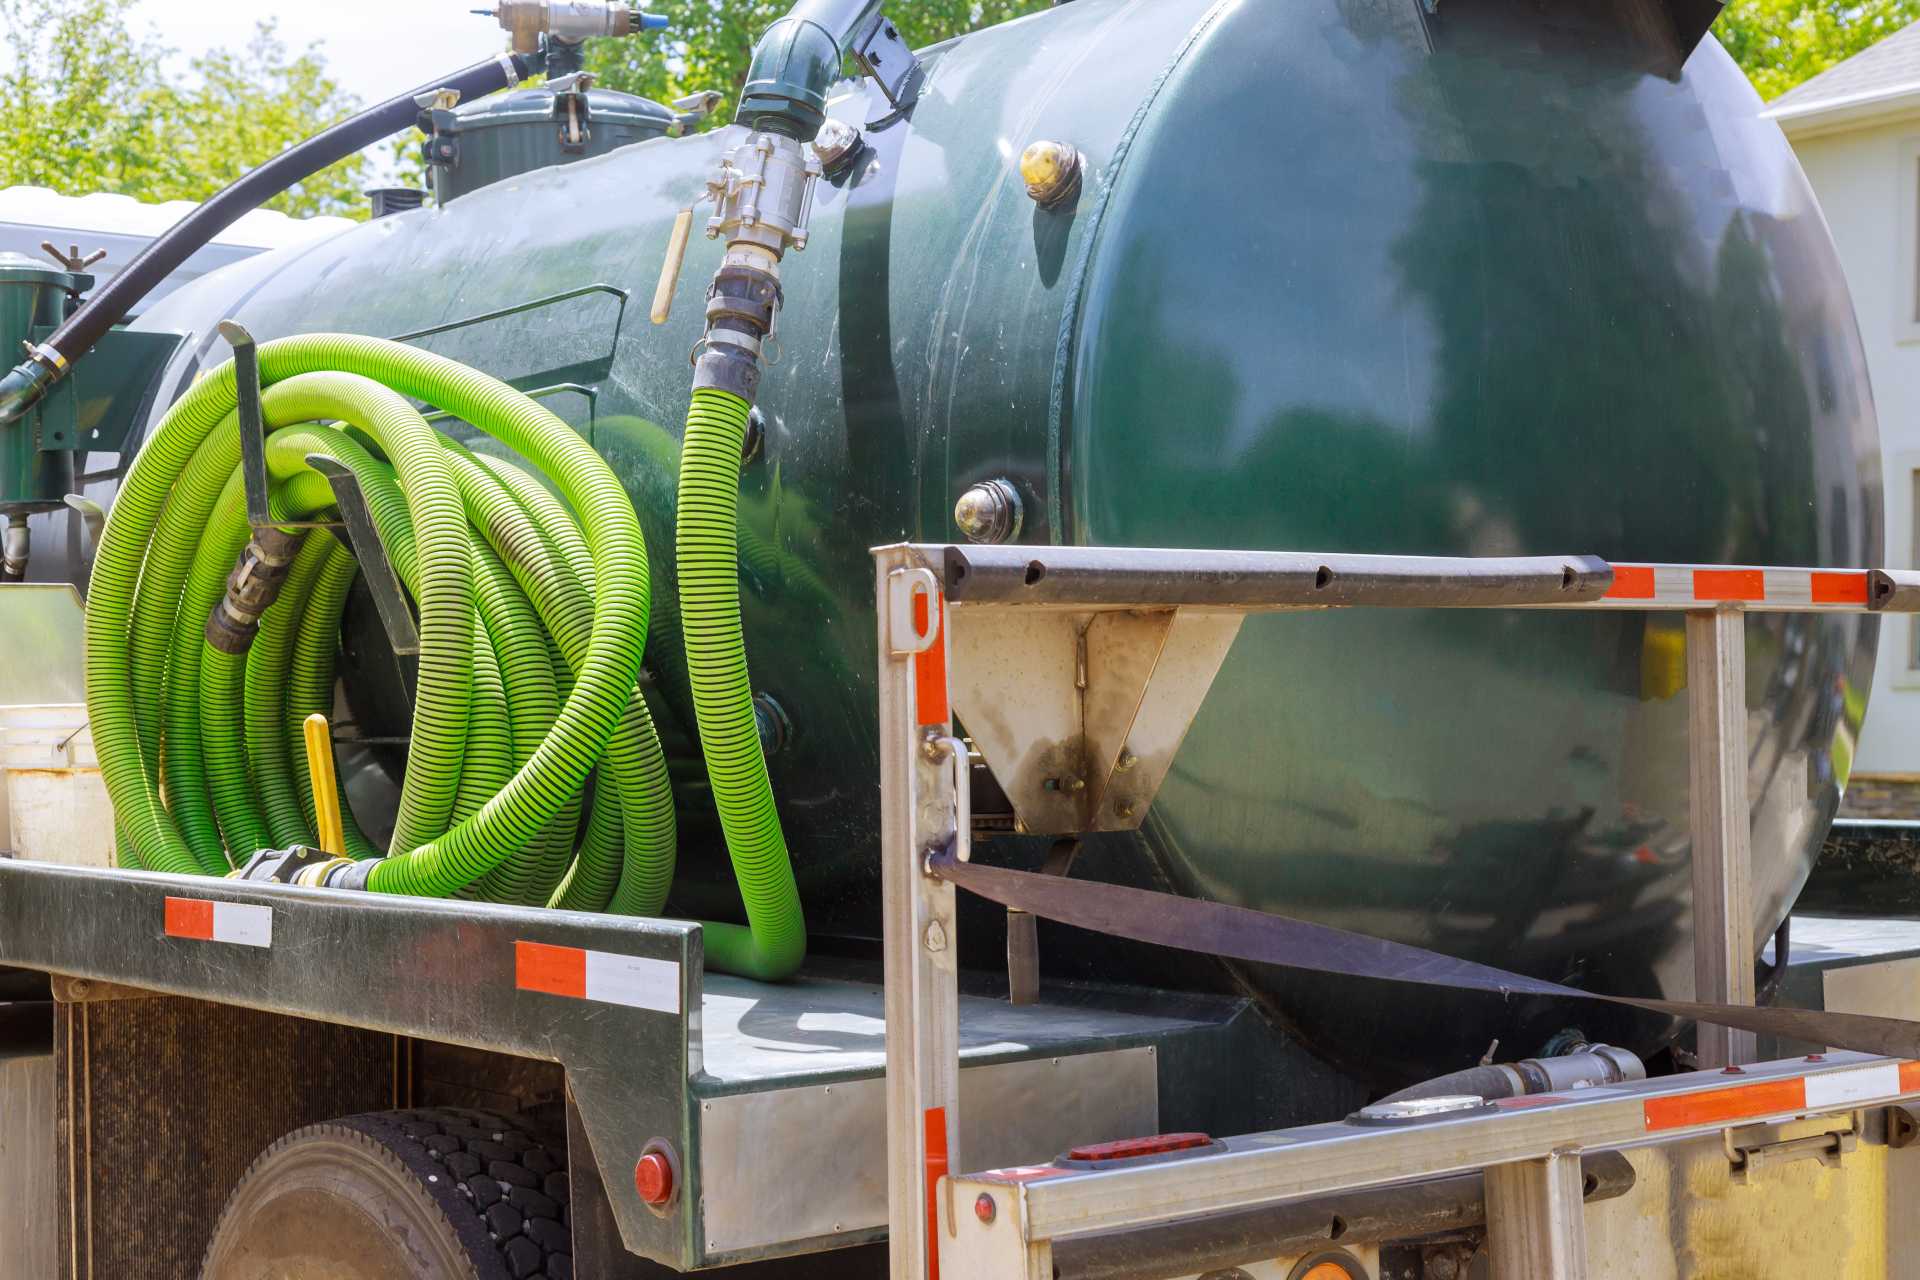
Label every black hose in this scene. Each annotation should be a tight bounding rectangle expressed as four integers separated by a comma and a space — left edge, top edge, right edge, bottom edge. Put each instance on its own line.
0, 51, 533, 421
1380, 1063, 1523, 1104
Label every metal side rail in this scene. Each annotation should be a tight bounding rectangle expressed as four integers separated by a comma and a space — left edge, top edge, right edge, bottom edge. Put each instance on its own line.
872, 543, 1920, 1280
0, 859, 699, 1262
940, 1050, 1920, 1277
0, 857, 1235, 1269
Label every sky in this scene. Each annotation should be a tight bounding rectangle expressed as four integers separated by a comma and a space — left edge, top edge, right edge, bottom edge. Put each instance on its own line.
135, 0, 509, 108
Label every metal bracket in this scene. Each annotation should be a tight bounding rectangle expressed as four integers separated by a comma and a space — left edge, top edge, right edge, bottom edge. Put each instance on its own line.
1725, 1114, 1858, 1183
947, 607, 1242, 834
49, 975, 162, 1004
215, 322, 419, 670
305, 454, 421, 658
218, 321, 274, 529
851, 11, 921, 110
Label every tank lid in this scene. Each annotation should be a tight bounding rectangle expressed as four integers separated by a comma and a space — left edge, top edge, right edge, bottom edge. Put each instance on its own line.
447, 84, 677, 132
0, 251, 78, 289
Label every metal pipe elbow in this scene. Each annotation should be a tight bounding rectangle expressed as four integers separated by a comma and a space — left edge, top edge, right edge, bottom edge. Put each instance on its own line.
735, 0, 883, 137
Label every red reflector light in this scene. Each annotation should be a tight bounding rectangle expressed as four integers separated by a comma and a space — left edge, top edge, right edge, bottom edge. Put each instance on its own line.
1067, 1132, 1212, 1162
635, 1151, 674, 1205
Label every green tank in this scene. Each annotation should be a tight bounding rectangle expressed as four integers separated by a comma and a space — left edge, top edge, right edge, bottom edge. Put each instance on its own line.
107, 0, 1879, 1080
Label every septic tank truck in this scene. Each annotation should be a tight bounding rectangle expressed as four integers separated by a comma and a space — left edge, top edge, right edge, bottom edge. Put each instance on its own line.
1, 0, 1920, 1276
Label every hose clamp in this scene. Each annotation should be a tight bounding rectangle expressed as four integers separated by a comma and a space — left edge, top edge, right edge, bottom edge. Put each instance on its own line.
29, 343, 67, 373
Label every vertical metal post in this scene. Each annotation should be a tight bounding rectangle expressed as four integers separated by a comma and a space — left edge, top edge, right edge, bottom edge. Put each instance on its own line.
1686, 609, 1755, 1068
1484, 1153, 1589, 1279
878, 549, 963, 1280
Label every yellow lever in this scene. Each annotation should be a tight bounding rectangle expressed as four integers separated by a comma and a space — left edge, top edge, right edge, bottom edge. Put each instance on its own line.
652, 207, 694, 325
303, 713, 346, 857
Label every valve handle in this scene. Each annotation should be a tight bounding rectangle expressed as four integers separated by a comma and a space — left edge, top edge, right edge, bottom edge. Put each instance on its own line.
651, 207, 695, 326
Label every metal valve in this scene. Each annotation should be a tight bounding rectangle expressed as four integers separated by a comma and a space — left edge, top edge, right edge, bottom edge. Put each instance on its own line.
652, 133, 821, 327
475, 1, 668, 55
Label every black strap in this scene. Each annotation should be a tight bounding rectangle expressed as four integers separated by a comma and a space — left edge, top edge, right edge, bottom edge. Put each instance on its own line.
927, 850, 1920, 1060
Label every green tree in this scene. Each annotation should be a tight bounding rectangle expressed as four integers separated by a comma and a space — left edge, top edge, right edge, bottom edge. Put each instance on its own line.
0, 0, 370, 217
584, 0, 1049, 126
1714, 0, 1920, 99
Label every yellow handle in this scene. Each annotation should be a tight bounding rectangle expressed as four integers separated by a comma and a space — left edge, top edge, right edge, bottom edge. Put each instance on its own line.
303, 713, 345, 857
651, 208, 695, 325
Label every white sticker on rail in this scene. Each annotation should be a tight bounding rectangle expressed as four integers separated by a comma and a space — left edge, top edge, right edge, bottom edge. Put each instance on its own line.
515, 940, 679, 1014
163, 897, 272, 948
1803, 1062, 1903, 1109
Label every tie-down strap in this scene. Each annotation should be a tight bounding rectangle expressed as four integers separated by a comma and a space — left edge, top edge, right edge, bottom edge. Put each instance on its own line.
926, 849, 1920, 1060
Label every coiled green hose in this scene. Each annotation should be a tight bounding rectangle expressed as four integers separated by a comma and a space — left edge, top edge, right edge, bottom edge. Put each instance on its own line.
677, 387, 806, 980
85, 337, 674, 910
88, 334, 811, 983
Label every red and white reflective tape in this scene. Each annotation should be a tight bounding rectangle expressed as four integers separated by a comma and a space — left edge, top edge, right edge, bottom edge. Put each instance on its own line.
514, 940, 680, 1014
913, 590, 949, 727
1598, 564, 1870, 612
1643, 1060, 1920, 1131
163, 896, 272, 948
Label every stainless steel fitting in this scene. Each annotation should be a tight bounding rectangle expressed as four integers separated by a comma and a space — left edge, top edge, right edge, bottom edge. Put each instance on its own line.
1520, 1042, 1645, 1093
1, 513, 28, 581
485, 1, 660, 54
813, 117, 864, 177
705, 131, 823, 260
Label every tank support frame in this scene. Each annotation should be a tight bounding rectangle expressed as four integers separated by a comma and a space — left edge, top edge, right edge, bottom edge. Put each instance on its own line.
872, 543, 1920, 1280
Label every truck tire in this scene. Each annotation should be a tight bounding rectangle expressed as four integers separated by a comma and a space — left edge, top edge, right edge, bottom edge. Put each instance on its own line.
201, 1107, 571, 1280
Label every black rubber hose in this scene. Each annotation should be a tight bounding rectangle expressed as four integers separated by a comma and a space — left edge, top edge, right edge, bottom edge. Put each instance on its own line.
0, 51, 533, 421
1380, 1064, 1523, 1105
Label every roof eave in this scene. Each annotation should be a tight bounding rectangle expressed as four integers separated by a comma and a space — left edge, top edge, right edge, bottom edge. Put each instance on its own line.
1766, 82, 1920, 139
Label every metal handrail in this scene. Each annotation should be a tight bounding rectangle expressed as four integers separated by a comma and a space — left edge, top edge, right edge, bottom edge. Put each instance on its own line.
872, 542, 1904, 1280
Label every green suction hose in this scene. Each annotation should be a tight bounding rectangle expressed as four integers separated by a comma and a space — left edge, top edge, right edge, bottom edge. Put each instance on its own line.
677, 387, 806, 980
89, 331, 813, 984
84, 338, 675, 913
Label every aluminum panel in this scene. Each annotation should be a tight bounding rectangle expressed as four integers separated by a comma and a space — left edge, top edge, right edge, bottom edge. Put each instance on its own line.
698, 1046, 1157, 1257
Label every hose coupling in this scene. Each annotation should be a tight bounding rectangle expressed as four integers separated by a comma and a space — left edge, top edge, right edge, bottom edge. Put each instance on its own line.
1514, 1042, 1645, 1093
693, 262, 784, 401
234, 844, 339, 884
0, 347, 64, 425
0, 513, 29, 581
205, 526, 307, 655
293, 857, 361, 888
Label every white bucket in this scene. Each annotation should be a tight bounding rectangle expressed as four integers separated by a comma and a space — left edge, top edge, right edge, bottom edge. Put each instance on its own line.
1, 704, 114, 867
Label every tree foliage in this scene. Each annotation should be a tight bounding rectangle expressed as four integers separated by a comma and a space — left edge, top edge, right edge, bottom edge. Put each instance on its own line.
0, 0, 367, 217
584, 0, 1050, 126
1713, 0, 1920, 100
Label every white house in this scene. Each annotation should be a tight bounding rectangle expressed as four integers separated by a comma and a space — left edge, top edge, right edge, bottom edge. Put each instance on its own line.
1770, 27, 1920, 803
0, 186, 354, 312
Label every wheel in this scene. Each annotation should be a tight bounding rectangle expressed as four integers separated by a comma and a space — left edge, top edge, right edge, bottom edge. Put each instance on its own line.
201, 1107, 572, 1280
